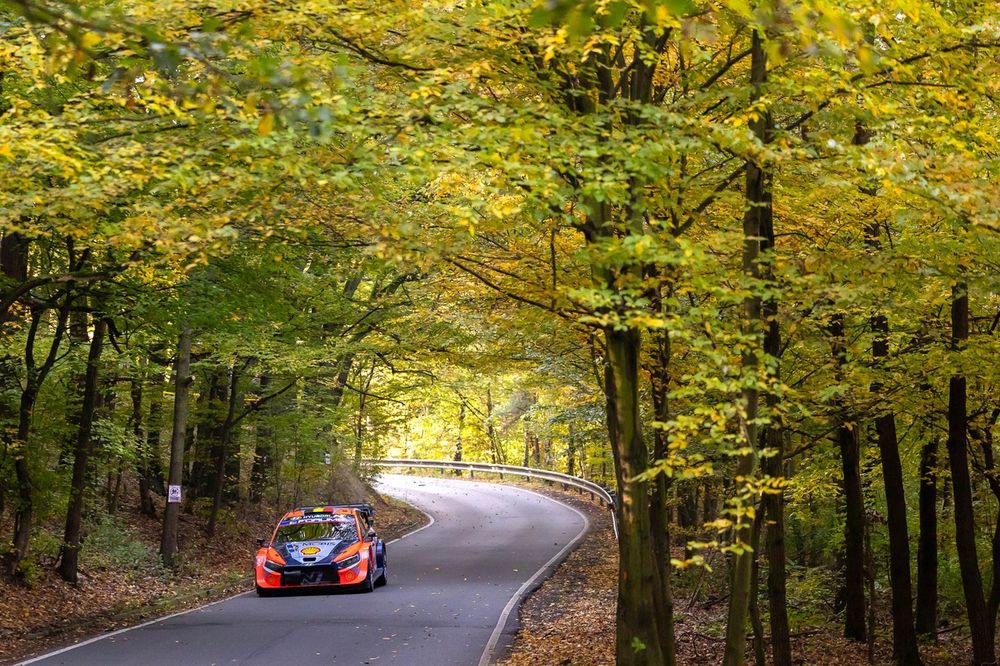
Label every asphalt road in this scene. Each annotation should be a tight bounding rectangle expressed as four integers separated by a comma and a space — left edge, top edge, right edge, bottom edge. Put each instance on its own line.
21, 475, 588, 666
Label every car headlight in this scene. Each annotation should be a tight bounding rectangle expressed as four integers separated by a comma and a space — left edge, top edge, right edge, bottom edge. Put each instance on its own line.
336, 553, 361, 569
264, 547, 286, 571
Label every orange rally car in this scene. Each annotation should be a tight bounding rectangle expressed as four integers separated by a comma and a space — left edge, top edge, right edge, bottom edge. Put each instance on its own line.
254, 503, 387, 596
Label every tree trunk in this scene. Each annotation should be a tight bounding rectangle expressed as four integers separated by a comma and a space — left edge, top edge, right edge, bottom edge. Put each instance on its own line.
758, 146, 791, 666
974, 416, 1000, 635
523, 426, 531, 467
59, 309, 90, 466
567, 423, 577, 476
749, 506, 767, 666
108, 462, 124, 515
829, 312, 867, 642
870, 312, 922, 664
249, 374, 274, 504
486, 386, 502, 465
187, 370, 219, 501
724, 30, 766, 666
915, 437, 938, 637
11, 386, 35, 572
161, 326, 193, 569
132, 377, 159, 519
207, 365, 240, 537
605, 327, 666, 665
57, 317, 106, 583
9, 296, 70, 575
946, 282, 995, 665
454, 401, 464, 468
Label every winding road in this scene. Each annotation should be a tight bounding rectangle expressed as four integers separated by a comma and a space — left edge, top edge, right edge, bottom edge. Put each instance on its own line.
20, 475, 588, 666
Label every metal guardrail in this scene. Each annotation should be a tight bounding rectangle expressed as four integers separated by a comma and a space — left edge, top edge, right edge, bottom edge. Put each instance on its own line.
369, 458, 618, 538
372, 459, 614, 506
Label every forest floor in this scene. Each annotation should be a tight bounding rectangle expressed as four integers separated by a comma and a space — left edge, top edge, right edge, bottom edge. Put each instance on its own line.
492, 480, 974, 666
0, 481, 425, 666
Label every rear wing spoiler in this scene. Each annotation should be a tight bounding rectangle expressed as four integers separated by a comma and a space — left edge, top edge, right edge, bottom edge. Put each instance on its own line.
339, 503, 375, 521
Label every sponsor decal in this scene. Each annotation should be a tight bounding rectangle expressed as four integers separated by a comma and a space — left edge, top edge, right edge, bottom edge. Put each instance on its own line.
283, 541, 341, 563
281, 516, 335, 525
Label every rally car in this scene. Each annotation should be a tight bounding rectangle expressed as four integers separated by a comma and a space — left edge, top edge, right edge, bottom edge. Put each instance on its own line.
254, 503, 387, 596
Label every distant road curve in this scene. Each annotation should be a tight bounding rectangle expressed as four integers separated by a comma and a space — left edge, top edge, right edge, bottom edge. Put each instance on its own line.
21, 474, 588, 666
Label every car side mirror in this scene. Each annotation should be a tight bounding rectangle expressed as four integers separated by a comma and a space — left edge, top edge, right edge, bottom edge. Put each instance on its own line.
366, 528, 377, 540
256, 538, 269, 548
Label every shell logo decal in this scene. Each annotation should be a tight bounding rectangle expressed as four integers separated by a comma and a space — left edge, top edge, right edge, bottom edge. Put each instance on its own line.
300, 546, 321, 556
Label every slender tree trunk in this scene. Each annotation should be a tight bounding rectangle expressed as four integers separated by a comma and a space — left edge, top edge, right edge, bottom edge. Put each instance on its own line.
108, 462, 124, 515
352, 360, 375, 470
870, 311, 922, 664
132, 377, 159, 519
207, 366, 239, 537
974, 416, 1000, 634
915, 438, 938, 637
829, 313, 867, 642
865, 516, 877, 663
946, 282, 995, 665
57, 317, 106, 582
147, 372, 166, 494
9, 296, 70, 574
250, 374, 274, 504
486, 387, 501, 465
567, 423, 577, 476
161, 326, 192, 569
724, 30, 766, 666
10, 384, 36, 573
758, 157, 791, 666
59, 309, 90, 466
453, 402, 464, 468
749, 507, 767, 666
704, 482, 718, 523
188, 370, 222, 500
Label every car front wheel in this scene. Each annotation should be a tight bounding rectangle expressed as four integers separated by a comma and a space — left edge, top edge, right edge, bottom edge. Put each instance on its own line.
360, 552, 376, 592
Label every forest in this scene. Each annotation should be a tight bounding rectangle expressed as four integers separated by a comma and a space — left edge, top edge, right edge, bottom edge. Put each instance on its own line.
1, 0, 999, 664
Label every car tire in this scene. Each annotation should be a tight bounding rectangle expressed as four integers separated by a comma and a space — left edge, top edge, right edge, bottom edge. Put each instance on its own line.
360, 550, 376, 592
256, 585, 279, 597
375, 547, 388, 587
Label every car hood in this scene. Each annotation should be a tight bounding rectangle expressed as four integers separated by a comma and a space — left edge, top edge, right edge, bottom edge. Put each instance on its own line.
278, 540, 357, 565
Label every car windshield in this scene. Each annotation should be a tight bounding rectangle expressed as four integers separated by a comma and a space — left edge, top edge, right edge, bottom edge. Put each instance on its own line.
273, 518, 358, 544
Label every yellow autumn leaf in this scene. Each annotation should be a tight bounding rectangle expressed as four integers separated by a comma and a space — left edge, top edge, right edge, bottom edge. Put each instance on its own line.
80, 32, 101, 49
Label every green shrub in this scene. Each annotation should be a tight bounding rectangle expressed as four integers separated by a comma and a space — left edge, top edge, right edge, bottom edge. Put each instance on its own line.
80, 514, 167, 577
